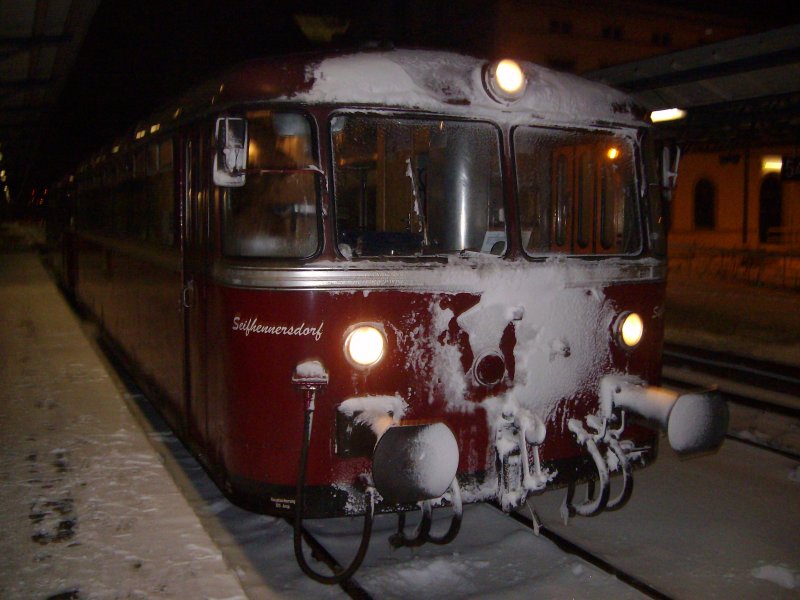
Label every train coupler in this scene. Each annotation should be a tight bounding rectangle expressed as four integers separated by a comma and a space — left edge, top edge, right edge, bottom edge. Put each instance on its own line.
494, 406, 553, 511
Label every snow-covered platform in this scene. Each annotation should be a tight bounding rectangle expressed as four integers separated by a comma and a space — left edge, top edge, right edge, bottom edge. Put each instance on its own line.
0, 250, 248, 600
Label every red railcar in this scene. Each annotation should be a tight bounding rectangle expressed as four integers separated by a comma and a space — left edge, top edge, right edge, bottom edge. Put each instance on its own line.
52, 49, 726, 582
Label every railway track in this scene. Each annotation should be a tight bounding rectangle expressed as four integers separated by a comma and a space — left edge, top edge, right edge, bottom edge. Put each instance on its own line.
662, 342, 800, 415
496, 504, 675, 600
294, 503, 679, 600
292, 522, 373, 599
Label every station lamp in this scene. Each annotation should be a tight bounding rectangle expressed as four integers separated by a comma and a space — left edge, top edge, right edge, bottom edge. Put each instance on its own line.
650, 108, 687, 123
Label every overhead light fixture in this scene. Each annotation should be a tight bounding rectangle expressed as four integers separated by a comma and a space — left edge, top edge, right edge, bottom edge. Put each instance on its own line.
650, 108, 687, 123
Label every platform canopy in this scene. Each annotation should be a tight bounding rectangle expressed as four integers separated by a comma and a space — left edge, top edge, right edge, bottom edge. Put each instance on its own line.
587, 24, 800, 151
0, 0, 99, 197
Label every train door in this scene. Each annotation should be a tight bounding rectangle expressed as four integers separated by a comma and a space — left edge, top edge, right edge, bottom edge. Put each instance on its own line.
182, 135, 209, 447
551, 147, 575, 252
573, 145, 597, 254
551, 143, 601, 254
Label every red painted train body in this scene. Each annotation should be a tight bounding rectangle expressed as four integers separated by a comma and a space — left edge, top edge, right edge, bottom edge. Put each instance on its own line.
49, 49, 727, 580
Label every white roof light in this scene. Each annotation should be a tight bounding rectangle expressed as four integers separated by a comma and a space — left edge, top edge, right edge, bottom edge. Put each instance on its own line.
485, 58, 527, 103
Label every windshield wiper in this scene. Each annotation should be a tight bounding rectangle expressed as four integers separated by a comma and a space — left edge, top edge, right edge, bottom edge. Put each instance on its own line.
405, 158, 429, 247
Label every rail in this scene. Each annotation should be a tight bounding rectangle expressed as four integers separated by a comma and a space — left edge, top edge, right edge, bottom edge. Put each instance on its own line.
290, 520, 373, 599
494, 503, 674, 600
662, 342, 800, 414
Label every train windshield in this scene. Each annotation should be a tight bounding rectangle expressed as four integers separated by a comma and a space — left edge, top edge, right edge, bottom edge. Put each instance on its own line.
331, 115, 505, 258
221, 110, 319, 258
515, 127, 641, 256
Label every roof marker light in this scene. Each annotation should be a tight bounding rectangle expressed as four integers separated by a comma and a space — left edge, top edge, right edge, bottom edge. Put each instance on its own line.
650, 108, 687, 123
485, 58, 527, 103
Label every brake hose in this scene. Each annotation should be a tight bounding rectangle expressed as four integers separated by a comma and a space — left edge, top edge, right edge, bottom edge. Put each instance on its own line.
293, 405, 374, 584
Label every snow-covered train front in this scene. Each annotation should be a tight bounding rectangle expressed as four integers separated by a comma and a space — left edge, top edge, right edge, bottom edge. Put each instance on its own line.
51, 49, 728, 583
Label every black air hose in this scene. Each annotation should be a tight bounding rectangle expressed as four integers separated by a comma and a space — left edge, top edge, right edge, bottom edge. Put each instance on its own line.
293, 406, 374, 584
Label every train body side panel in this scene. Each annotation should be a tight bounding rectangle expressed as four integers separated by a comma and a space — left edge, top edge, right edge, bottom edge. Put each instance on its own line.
72, 236, 186, 430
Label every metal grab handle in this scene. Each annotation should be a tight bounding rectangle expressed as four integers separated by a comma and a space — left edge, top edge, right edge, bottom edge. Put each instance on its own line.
389, 477, 463, 549
604, 438, 634, 512
182, 280, 195, 308
564, 436, 610, 518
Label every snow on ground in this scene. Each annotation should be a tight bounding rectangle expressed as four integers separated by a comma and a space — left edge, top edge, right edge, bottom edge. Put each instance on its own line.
0, 252, 247, 600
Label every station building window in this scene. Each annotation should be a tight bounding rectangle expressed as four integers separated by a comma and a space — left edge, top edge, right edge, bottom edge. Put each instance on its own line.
693, 178, 716, 230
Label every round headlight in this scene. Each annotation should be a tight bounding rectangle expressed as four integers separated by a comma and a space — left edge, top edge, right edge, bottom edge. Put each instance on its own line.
345, 325, 386, 367
617, 312, 644, 348
485, 58, 527, 103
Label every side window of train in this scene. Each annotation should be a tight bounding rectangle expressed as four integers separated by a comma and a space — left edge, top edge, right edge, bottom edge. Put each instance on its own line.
515, 127, 641, 256
219, 110, 320, 259
330, 114, 504, 258
74, 140, 176, 250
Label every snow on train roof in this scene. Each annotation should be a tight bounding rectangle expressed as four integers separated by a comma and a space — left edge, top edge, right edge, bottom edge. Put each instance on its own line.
283, 49, 644, 128
109, 49, 644, 163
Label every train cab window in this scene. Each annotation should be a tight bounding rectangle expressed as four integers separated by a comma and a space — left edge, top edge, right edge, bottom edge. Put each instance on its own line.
515, 127, 641, 256
221, 110, 319, 258
331, 114, 504, 258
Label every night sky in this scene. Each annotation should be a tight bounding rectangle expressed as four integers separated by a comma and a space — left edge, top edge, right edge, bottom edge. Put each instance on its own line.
31, 0, 796, 194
